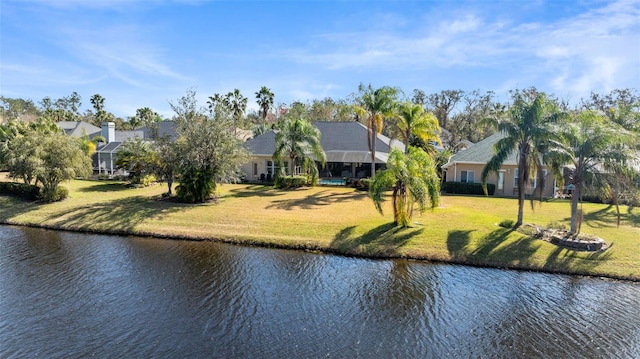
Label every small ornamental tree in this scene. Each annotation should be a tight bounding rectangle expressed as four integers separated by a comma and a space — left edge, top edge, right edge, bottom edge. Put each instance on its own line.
370, 147, 440, 227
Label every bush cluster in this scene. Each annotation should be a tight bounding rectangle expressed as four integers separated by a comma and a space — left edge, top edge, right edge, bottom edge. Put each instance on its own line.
42, 186, 69, 202
0, 182, 41, 201
274, 175, 307, 189
442, 181, 495, 195
351, 178, 372, 191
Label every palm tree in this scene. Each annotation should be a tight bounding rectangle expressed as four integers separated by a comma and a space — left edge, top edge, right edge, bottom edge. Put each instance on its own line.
547, 110, 633, 233
115, 137, 157, 185
255, 86, 274, 124
481, 90, 562, 227
273, 118, 326, 181
370, 147, 440, 227
354, 84, 399, 178
394, 101, 441, 155
78, 130, 106, 157
224, 89, 248, 128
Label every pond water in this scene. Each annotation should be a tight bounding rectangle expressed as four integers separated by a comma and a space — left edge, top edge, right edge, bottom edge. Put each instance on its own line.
1, 225, 639, 358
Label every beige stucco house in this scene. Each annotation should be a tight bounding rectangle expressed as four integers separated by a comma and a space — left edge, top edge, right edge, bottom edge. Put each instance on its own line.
241, 121, 405, 182
442, 132, 557, 197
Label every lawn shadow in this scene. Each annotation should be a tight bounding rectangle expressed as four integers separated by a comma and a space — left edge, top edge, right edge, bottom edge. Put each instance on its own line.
226, 185, 286, 198
76, 182, 130, 193
446, 227, 612, 273
330, 223, 424, 257
0, 195, 46, 222
266, 189, 369, 210
446, 228, 540, 266
564, 204, 639, 230
43, 195, 186, 233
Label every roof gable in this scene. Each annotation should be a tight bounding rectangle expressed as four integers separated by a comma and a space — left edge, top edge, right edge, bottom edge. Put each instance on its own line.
444, 132, 518, 167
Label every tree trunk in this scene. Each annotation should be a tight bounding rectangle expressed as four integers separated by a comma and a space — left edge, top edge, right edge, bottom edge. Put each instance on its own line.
570, 185, 580, 233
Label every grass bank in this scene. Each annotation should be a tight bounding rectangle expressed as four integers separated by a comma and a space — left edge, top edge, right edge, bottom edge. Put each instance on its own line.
1, 178, 638, 281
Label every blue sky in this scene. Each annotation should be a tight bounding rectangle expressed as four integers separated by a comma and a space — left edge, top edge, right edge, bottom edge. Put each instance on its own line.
1, 0, 639, 119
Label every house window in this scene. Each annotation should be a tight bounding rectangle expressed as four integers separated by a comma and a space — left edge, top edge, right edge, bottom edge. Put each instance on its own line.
514, 168, 519, 188
253, 163, 258, 176
460, 170, 474, 183
530, 170, 548, 189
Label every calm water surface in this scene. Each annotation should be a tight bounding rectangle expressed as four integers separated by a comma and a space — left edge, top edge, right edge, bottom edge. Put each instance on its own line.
1, 225, 639, 358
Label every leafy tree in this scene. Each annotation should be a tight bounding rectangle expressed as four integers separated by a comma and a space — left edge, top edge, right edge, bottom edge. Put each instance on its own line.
130, 107, 161, 131
0, 96, 41, 121
370, 147, 440, 227
354, 84, 399, 178
36, 132, 92, 201
394, 101, 441, 155
273, 117, 326, 181
255, 86, 274, 124
115, 137, 157, 185
170, 89, 249, 203
547, 111, 634, 233
0, 118, 60, 184
154, 136, 180, 195
78, 130, 106, 157
427, 90, 464, 129
481, 89, 563, 227
411, 89, 427, 107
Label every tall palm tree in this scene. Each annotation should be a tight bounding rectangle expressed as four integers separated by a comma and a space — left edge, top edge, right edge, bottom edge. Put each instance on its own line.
354, 84, 399, 178
273, 118, 326, 180
547, 110, 633, 233
481, 90, 562, 227
224, 89, 248, 128
394, 101, 442, 155
255, 86, 274, 124
370, 147, 440, 227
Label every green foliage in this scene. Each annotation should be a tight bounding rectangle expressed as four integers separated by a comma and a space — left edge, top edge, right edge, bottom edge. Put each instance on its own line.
481, 89, 564, 226
547, 110, 634, 233
393, 101, 441, 154
170, 89, 250, 203
498, 219, 515, 229
355, 84, 400, 177
115, 137, 158, 185
0, 181, 41, 200
41, 186, 68, 202
141, 174, 157, 187
176, 168, 216, 203
274, 175, 307, 189
547, 221, 567, 231
442, 182, 495, 195
370, 147, 440, 227
36, 133, 92, 201
273, 117, 326, 178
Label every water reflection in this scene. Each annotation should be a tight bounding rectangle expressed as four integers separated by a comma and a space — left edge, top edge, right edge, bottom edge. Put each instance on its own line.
1, 225, 639, 358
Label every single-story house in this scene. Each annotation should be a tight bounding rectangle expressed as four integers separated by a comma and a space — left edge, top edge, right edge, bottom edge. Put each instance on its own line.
241, 121, 405, 182
442, 132, 557, 197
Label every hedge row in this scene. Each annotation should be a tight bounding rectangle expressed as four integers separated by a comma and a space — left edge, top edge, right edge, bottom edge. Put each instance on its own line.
0, 182, 41, 200
274, 175, 308, 189
442, 181, 495, 195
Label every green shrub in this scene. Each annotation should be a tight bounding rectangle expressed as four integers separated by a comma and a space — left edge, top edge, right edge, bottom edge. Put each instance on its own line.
352, 178, 372, 191
141, 174, 157, 187
41, 186, 68, 202
442, 181, 495, 195
274, 175, 307, 189
0, 182, 41, 200
498, 219, 515, 229
546, 221, 567, 230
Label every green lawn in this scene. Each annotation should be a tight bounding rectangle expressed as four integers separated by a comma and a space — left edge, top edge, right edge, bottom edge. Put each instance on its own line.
1, 178, 638, 281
